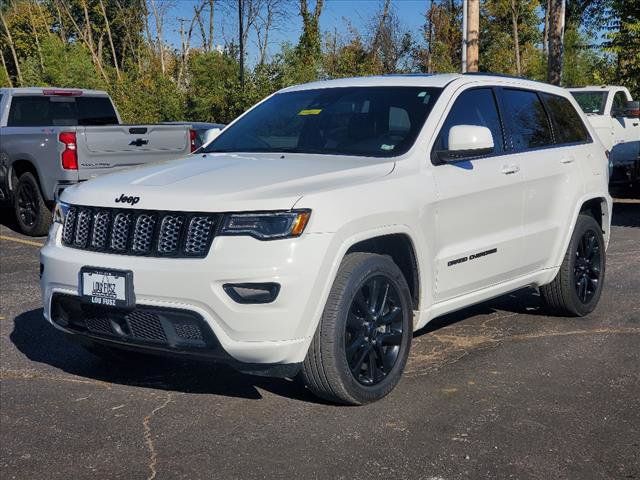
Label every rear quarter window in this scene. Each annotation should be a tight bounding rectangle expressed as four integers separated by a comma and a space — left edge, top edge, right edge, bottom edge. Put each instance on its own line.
541, 93, 591, 144
501, 89, 553, 150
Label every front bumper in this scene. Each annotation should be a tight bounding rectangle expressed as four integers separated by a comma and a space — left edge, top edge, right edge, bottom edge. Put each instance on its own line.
41, 223, 334, 367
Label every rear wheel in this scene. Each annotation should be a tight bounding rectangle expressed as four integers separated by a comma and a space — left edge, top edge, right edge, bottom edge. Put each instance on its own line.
301, 252, 413, 405
540, 213, 606, 316
13, 172, 51, 236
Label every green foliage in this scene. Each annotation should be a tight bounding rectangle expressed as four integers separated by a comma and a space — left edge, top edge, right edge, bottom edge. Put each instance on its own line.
1, 0, 637, 125
21, 35, 107, 89
562, 28, 615, 87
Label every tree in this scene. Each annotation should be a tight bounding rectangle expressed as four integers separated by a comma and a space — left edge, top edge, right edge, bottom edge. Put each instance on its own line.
547, 0, 565, 84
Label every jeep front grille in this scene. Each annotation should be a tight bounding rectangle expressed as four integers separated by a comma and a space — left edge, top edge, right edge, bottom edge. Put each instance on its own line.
61, 206, 220, 258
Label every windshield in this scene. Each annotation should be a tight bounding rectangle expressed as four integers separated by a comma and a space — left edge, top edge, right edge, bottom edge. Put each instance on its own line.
204, 86, 442, 157
570, 91, 608, 115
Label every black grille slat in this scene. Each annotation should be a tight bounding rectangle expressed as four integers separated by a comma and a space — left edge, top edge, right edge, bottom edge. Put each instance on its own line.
184, 216, 215, 256
62, 207, 77, 245
157, 214, 185, 254
91, 211, 111, 249
61, 206, 218, 258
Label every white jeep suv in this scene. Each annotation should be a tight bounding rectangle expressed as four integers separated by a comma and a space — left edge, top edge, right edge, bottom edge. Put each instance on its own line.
40, 74, 612, 404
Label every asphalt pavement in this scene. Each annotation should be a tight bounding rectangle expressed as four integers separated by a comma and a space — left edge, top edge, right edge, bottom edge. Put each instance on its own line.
1, 201, 639, 480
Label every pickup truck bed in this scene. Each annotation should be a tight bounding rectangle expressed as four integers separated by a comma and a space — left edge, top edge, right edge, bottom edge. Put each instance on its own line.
0, 87, 193, 235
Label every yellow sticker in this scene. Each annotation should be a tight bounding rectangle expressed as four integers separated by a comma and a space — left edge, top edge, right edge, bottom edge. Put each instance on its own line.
298, 109, 322, 116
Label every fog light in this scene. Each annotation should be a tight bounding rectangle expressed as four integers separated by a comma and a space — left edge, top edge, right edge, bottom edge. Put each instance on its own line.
223, 283, 280, 304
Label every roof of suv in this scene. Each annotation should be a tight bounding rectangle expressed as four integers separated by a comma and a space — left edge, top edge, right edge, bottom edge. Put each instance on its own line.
280, 73, 568, 96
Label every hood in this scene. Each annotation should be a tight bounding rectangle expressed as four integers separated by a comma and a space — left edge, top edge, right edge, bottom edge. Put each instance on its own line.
62, 152, 395, 212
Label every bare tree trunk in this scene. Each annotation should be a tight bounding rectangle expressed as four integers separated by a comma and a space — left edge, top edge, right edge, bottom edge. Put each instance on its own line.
0, 9, 23, 85
371, 0, 391, 67
57, 0, 110, 83
149, 0, 166, 74
466, 0, 479, 72
54, 1, 67, 42
99, 0, 121, 80
238, 0, 244, 88
547, 0, 565, 85
543, 0, 550, 55
26, 1, 45, 71
208, 0, 215, 52
426, 0, 434, 73
510, 0, 521, 76
0, 49, 13, 87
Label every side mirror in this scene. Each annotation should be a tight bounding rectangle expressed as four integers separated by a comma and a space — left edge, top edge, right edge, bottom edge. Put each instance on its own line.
202, 127, 222, 146
624, 100, 640, 118
438, 125, 494, 162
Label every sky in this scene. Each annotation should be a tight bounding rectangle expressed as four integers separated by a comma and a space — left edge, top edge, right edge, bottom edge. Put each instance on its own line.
162, 0, 429, 64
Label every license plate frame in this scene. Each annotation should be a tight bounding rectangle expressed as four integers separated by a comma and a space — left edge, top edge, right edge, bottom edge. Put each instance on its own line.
80, 267, 135, 309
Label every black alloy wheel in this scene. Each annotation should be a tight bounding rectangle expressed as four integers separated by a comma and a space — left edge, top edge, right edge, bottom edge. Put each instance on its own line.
574, 229, 602, 304
301, 252, 412, 405
16, 179, 38, 227
540, 213, 606, 317
345, 275, 404, 385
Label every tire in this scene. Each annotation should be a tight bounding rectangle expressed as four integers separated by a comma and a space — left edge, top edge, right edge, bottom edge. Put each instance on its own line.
301, 252, 413, 405
540, 213, 606, 317
13, 172, 52, 236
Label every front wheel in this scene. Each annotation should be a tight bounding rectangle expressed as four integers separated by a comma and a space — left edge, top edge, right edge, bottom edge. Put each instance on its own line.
540, 213, 606, 316
301, 252, 413, 405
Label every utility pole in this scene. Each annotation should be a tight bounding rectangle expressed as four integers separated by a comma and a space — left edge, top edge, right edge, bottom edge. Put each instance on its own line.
461, 0, 467, 73
238, 0, 244, 89
466, 0, 479, 72
547, 0, 565, 85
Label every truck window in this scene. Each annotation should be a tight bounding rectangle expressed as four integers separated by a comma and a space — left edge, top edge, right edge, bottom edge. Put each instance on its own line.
433, 87, 504, 154
541, 93, 591, 145
7, 95, 118, 127
501, 89, 553, 150
611, 91, 627, 117
570, 91, 607, 115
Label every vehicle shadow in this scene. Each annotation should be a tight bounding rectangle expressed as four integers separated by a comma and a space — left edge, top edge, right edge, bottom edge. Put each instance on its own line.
611, 200, 640, 228
9, 308, 324, 404
0, 205, 20, 233
414, 286, 547, 338
12, 290, 546, 403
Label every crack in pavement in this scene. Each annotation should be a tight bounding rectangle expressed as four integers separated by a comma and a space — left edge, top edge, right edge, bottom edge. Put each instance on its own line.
143, 392, 173, 480
0, 368, 112, 388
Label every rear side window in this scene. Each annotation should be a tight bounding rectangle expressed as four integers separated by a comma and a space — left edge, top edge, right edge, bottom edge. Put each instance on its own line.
7, 95, 118, 127
433, 87, 504, 154
611, 91, 627, 117
541, 93, 591, 144
501, 89, 553, 150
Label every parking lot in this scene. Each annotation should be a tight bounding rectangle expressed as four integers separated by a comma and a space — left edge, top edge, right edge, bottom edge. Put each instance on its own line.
0, 200, 638, 480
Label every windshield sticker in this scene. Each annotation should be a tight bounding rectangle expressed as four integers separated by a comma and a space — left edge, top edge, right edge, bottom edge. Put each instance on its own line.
298, 109, 322, 116
380, 144, 395, 151
418, 91, 427, 97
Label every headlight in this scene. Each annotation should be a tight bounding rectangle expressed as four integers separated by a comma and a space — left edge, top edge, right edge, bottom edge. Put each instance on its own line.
219, 210, 311, 240
52, 201, 70, 225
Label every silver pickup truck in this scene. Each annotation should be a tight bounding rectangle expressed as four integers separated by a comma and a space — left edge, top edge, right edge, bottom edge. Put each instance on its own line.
0, 87, 195, 235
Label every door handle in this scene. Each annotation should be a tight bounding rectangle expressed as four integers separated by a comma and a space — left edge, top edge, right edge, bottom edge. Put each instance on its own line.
501, 164, 520, 175
560, 157, 575, 164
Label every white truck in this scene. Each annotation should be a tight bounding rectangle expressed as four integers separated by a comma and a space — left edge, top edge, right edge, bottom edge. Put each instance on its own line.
0, 88, 197, 235
569, 86, 640, 189
41, 74, 611, 405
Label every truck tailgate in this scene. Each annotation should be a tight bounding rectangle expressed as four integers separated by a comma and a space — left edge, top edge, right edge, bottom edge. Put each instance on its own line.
76, 125, 190, 180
